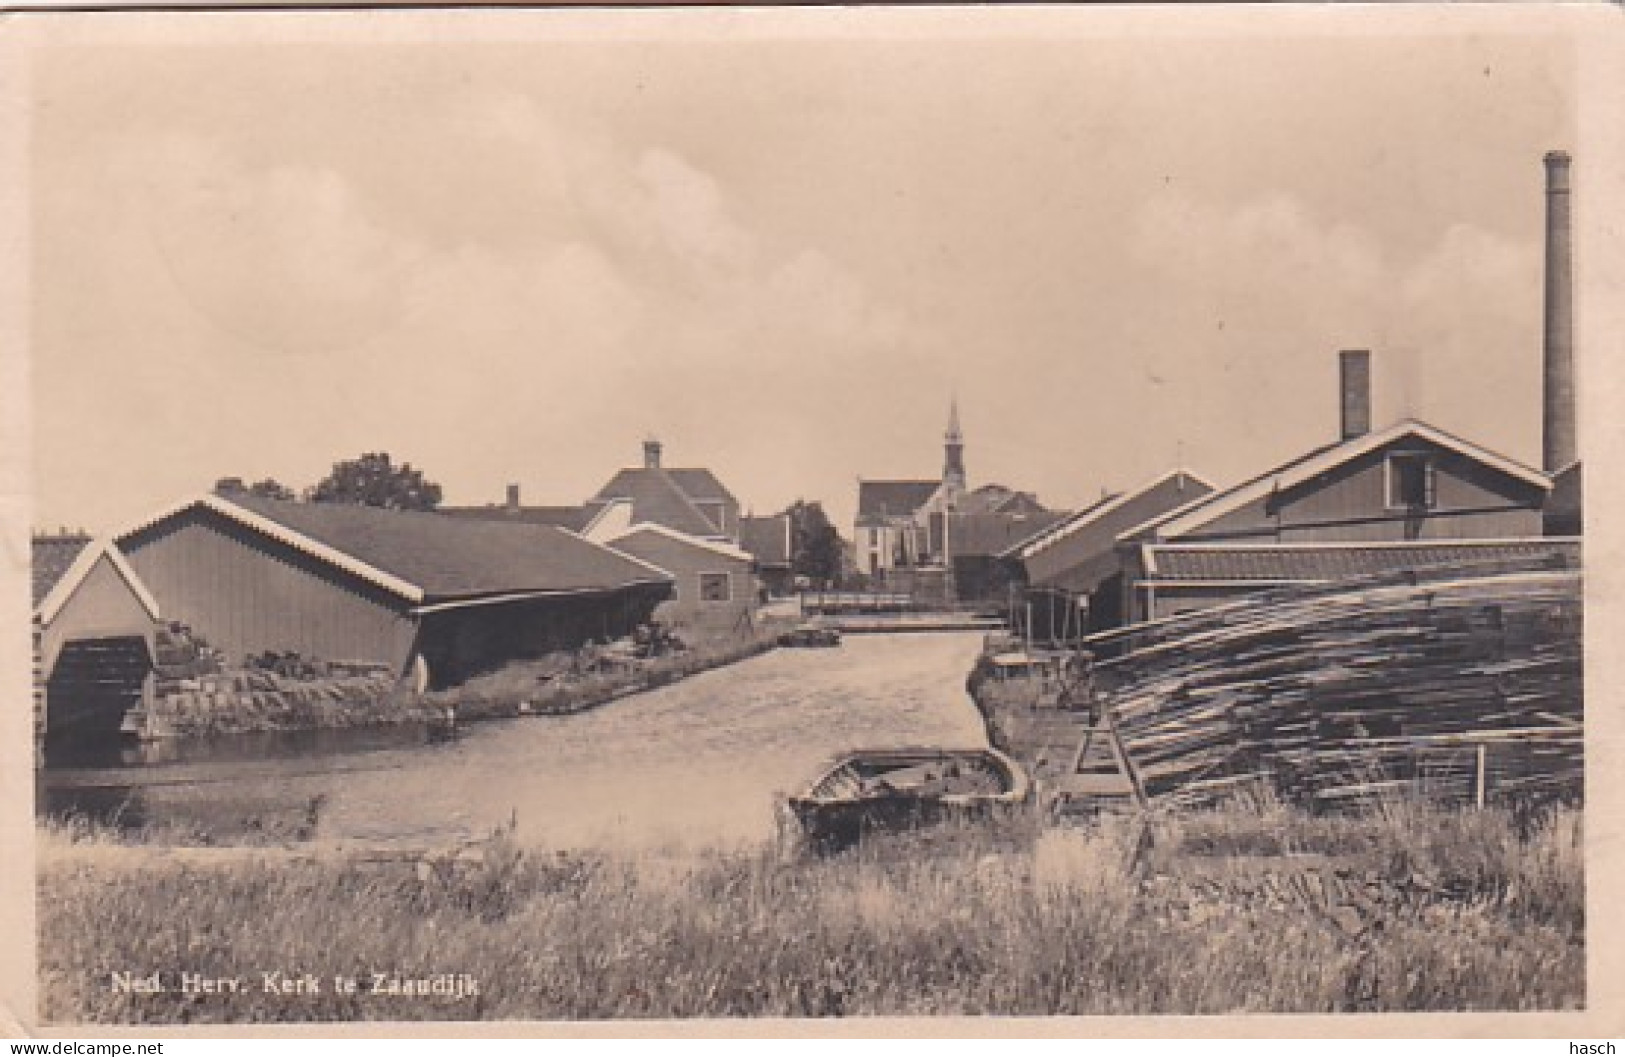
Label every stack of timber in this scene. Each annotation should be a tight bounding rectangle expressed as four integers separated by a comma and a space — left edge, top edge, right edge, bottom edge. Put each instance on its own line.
1082, 556, 1582, 810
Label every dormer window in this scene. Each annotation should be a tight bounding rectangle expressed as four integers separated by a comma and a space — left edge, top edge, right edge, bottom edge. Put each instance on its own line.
695, 500, 728, 534
1386, 452, 1437, 510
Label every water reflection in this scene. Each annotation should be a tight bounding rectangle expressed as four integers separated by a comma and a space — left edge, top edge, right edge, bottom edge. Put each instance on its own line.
37, 634, 989, 853
43, 722, 440, 772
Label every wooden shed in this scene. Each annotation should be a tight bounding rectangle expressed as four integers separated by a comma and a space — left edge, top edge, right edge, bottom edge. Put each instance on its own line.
1000, 469, 1214, 636
32, 535, 163, 753
604, 522, 759, 634
1118, 421, 1562, 623
116, 493, 675, 688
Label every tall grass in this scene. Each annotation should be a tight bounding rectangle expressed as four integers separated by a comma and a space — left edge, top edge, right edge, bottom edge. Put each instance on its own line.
38, 798, 1583, 1022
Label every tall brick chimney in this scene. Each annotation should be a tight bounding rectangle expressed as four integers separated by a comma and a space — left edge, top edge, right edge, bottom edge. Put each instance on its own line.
1339, 349, 1371, 440
1542, 150, 1576, 472
643, 438, 663, 470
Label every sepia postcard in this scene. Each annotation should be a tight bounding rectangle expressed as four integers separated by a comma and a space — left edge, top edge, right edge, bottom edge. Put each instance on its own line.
2, 2, 1623, 1039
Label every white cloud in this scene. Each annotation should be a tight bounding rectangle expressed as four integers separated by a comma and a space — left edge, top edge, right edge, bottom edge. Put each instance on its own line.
631, 147, 758, 279
128, 134, 422, 356
1126, 189, 1542, 469
43, 88, 933, 525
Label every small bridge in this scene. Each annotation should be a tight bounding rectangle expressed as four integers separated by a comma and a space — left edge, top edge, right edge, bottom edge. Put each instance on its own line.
796, 591, 1006, 633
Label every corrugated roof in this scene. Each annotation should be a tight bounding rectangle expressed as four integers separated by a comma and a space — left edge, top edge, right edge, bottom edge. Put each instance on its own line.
591, 468, 725, 537
122, 494, 672, 603
1145, 539, 1581, 583
857, 480, 941, 521
739, 513, 792, 566
31, 533, 93, 607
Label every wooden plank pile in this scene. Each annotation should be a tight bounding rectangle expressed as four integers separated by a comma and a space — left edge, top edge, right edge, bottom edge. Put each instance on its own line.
1080, 560, 1583, 810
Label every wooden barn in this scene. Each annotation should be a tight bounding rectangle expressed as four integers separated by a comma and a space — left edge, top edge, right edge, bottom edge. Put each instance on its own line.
32, 533, 163, 754
1000, 469, 1214, 636
604, 522, 759, 634
115, 493, 674, 689
1117, 353, 1564, 623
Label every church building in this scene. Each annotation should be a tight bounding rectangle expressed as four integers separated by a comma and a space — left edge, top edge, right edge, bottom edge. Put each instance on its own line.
853, 402, 1056, 594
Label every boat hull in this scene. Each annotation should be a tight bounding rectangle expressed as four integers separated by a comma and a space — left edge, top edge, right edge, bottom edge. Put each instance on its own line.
784, 747, 1031, 852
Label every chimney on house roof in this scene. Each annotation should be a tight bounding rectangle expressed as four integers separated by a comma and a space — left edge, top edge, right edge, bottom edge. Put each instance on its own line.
1339, 349, 1372, 441
1543, 150, 1576, 472
505, 483, 520, 512
643, 438, 663, 470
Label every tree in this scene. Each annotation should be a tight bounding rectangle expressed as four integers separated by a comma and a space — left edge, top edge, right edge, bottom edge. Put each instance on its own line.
785, 500, 844, 587
309, 452, 443, 511
214, 477, 297, 501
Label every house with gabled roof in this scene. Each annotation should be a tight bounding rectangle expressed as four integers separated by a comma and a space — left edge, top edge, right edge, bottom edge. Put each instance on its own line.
1118, 351, 1570, 623
440, 441, 744, 546
602, 522, 759, 633
580, 440, 740, 543
115, 492, 674, 689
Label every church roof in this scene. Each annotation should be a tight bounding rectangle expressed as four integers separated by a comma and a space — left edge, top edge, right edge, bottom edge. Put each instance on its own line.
857, 480, 942, 523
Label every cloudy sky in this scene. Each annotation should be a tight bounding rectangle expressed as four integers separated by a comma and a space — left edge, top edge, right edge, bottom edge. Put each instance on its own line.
21, 9, 1587, 535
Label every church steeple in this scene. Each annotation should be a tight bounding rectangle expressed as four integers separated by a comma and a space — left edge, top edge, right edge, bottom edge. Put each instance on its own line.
943, 397, 966, 491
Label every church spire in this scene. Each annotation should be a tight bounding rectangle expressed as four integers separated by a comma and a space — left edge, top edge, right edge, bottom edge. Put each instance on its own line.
943, 397, 966, 491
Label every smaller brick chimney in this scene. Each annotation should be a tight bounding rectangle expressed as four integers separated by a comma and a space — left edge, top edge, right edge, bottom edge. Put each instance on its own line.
643, 438, 663, 469
505, 483, 520, 512
1339, 349, 1372, 440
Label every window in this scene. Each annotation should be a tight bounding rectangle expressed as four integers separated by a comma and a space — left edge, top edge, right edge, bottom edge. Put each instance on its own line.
698, 572, 732, 602
1386, 453, 1436, 509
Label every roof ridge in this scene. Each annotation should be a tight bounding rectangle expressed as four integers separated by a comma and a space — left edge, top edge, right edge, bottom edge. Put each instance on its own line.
35, 538, 163, 624
609, 521, 755, 562
1006, 467, 1215, 560
120, 492, 674, 604
1136, 420, 1549, 543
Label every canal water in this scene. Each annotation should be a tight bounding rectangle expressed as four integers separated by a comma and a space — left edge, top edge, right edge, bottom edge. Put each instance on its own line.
40, 632, 989, 853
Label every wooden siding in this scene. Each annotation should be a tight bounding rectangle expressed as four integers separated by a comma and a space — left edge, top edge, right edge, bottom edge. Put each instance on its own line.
1181, 441, 1545, 544
122, 509, 420, 673
608, 531, 757, 631
1025, 475, 1214, 590
39, 553, 157, 678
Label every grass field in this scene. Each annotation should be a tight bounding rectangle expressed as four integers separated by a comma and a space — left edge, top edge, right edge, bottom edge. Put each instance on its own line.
38, 795, 1583, 1022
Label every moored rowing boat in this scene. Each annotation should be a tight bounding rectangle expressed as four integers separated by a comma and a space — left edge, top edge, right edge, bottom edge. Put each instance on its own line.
784, 747, 1031, 851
